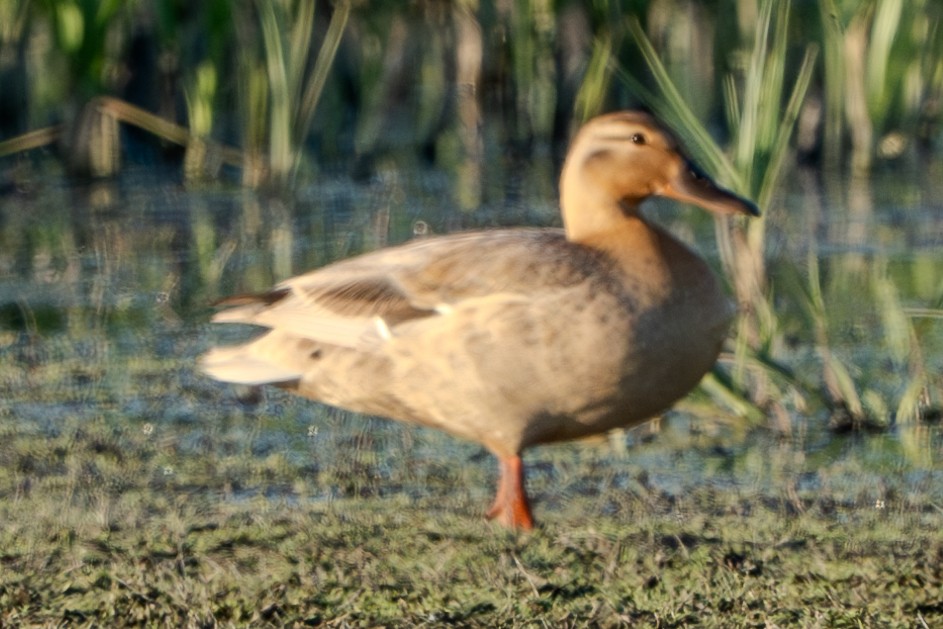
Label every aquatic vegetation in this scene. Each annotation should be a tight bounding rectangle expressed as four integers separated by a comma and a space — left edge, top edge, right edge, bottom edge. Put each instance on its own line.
820, 0, 943, 171
0, 1, 938, 445
616, 0, 943, 438
238, 0, 350, 186
0, 1, 938, 177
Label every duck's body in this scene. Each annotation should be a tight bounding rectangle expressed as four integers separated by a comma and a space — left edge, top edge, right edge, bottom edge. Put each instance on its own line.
201, 111, 759, 529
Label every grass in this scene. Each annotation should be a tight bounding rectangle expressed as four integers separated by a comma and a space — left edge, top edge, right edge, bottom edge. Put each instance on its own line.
2, 408, 942, 626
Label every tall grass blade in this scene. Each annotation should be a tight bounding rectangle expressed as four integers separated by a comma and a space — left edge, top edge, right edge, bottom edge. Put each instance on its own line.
700, 372, 766, 425
574, 34, 613, 122
757, 46, 816, 210
258, 1, 292, 181
624, 17, 745, 193
802, 252, 865, 418
867, 0, 903, 125
871, 260, 912, 366
296, 0, 350, 149
819, 0, 846, 170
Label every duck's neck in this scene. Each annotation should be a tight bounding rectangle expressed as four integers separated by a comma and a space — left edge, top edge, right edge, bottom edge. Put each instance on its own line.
561, 195, 648, 245
560, 172, 693, 283
559, 159, 649, 243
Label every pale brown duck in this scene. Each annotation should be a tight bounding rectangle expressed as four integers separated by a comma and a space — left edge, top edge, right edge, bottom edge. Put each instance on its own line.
200, 111, 759, 530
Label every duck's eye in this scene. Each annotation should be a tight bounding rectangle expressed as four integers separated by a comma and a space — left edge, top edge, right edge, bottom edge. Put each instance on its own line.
630, 133, 646, 145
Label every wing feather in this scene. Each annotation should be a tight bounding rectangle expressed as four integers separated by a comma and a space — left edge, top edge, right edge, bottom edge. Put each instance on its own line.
210, 229, 592, 349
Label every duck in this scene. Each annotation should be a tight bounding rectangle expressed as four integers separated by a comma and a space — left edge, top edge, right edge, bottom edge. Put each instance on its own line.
200, 110, 759, 530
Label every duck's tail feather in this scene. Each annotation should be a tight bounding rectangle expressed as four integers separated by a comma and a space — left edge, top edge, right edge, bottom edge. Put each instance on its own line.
200, 346, 302, 386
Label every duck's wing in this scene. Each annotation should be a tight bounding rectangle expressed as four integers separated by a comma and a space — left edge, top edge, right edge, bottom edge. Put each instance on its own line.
210, 228, 585, 349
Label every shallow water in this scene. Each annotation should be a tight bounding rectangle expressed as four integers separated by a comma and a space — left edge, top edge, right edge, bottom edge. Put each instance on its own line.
1, 162, 942, 507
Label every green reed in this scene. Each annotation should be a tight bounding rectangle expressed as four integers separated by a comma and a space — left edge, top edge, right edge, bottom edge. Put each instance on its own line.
820, 0, 943, 172
3, 1, 941, 182
237, 0, 349, 186
614, 0, 943, 432
36, 0, 125, 99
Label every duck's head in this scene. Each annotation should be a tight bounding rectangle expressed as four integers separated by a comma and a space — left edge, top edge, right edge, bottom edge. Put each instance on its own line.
560, 111, 760, 241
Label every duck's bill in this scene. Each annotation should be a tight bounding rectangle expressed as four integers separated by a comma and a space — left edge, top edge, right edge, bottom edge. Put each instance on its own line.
659, 163, 761, 217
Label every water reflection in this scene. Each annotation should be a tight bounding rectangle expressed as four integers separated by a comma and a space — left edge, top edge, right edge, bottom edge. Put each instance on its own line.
0, 164, 941, 504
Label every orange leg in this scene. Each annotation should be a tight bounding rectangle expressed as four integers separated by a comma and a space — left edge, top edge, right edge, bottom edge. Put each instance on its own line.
485, 454, 535, 530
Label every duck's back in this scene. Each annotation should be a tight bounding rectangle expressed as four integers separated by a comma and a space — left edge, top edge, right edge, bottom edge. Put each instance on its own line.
203, 226, 732, 456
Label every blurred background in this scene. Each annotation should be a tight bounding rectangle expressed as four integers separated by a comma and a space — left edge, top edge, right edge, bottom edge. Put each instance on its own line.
1, 0, 940, 185
1, 0, 943, 496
